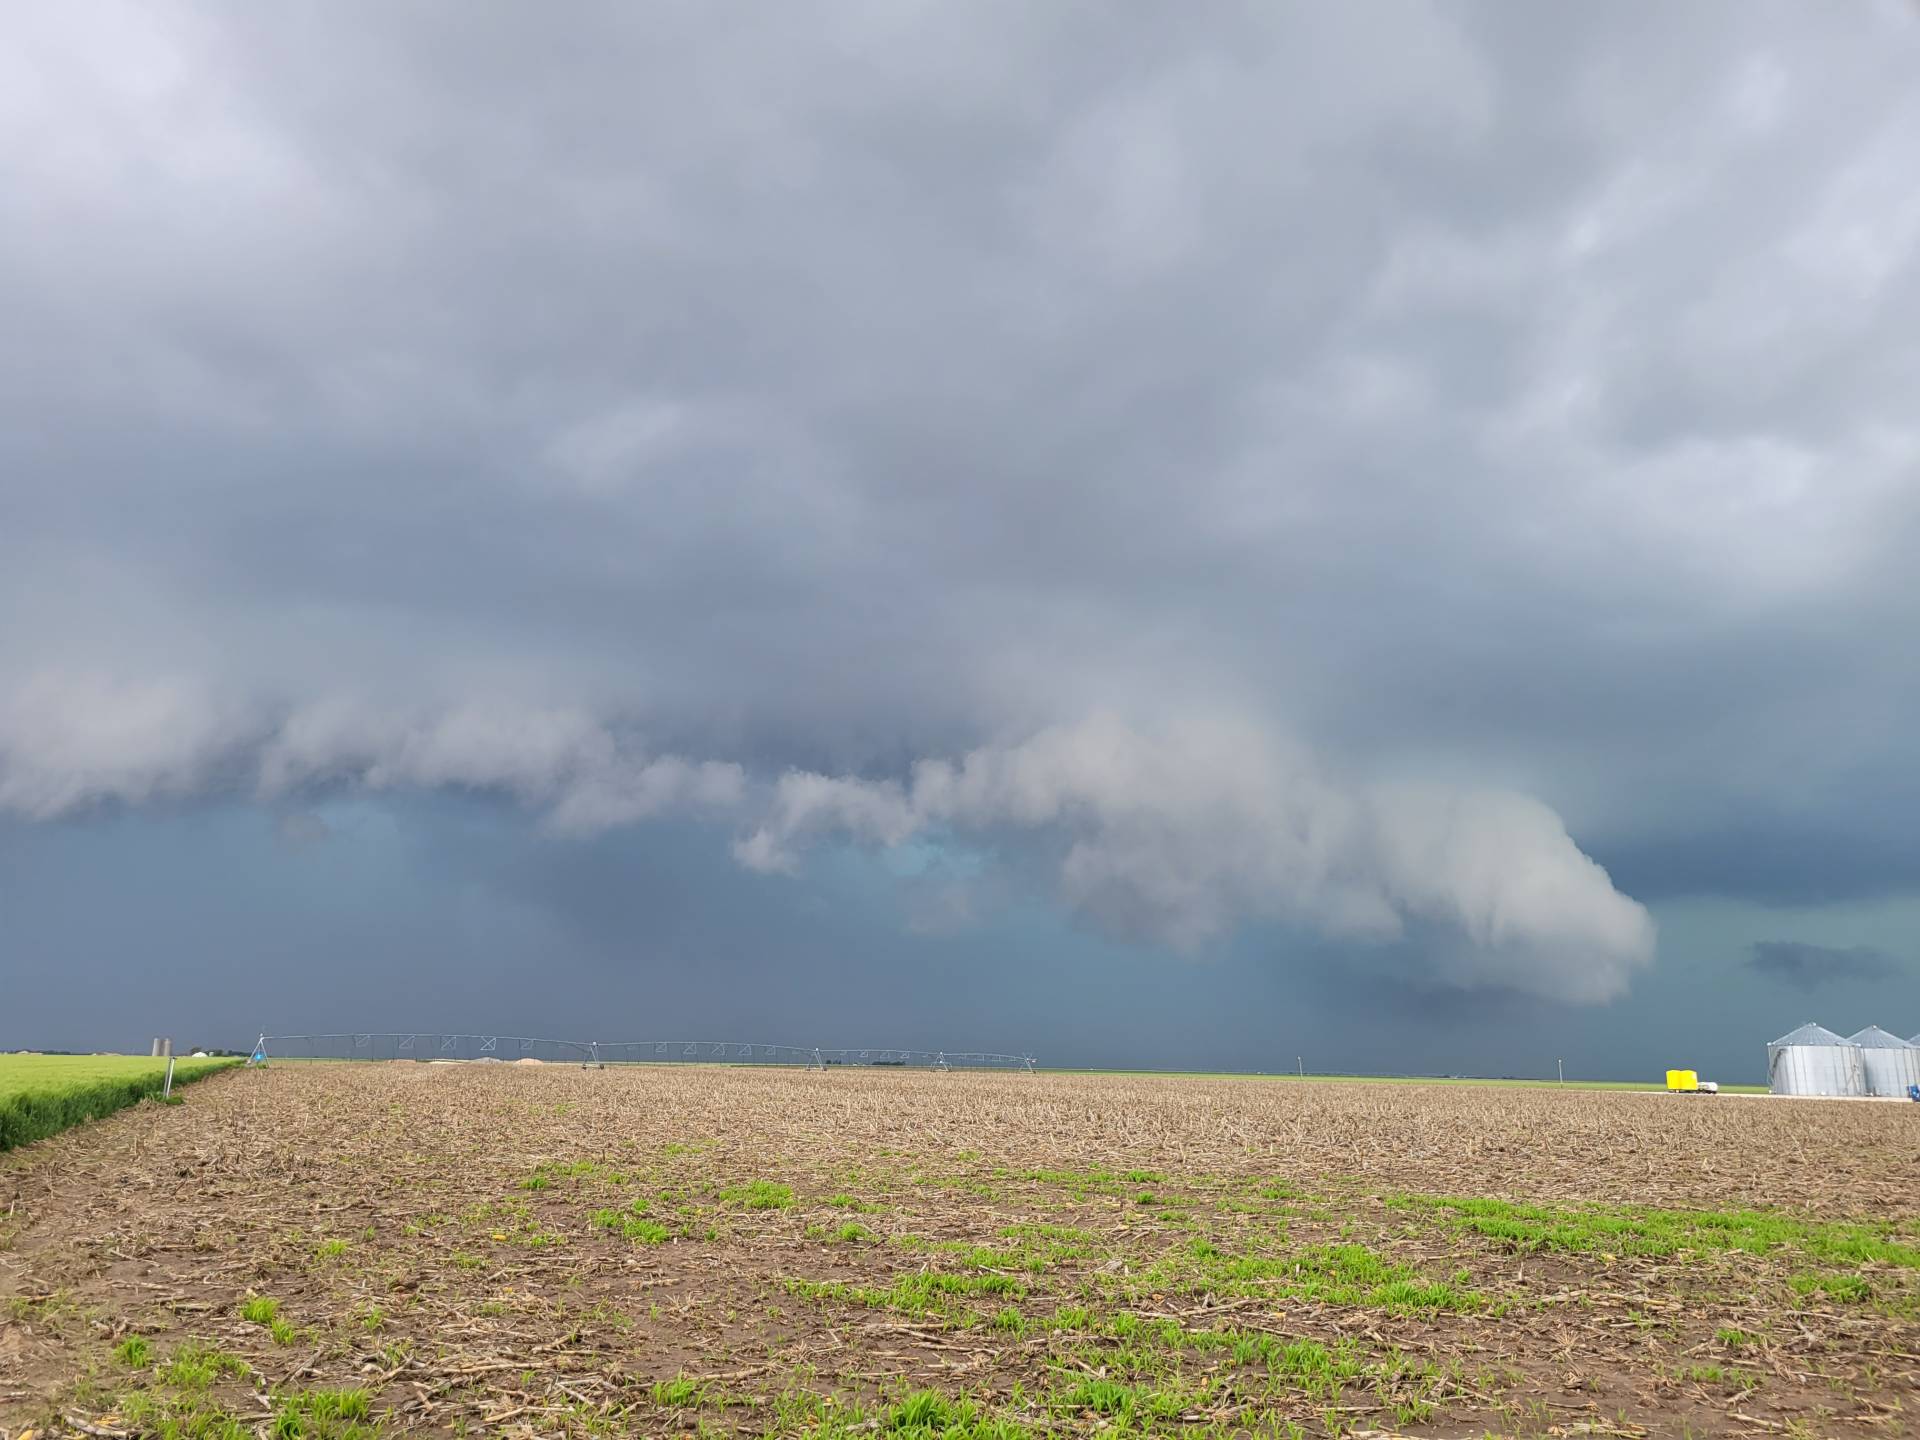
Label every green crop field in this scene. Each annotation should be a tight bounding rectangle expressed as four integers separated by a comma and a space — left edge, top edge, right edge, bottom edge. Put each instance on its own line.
0, 1053, 241, 1151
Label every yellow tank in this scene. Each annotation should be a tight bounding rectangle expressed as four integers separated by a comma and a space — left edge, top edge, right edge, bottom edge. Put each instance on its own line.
1666, 1069, 1698, 1092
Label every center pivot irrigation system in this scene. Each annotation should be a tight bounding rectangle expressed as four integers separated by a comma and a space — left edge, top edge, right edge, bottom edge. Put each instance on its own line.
247, 1033, 1036, 1072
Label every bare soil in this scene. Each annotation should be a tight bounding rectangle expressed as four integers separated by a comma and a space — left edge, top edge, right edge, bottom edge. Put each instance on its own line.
2, 1065, 1917, 1438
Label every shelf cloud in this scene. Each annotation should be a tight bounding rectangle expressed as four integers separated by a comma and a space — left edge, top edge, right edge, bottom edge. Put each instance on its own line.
736, 714, 1653, 1002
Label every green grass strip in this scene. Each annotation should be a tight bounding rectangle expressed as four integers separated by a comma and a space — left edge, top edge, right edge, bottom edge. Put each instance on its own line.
0, 1055, 240, 1150
1388, 1193, 1920, 1268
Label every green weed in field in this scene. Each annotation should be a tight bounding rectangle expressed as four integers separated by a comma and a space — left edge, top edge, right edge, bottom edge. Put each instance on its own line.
653, 1377, 708, 1407
1052, 1372, 1206, 1425
895, 1224, 1097, 1274
883, 1389, 1031, 1439
1791, 1272, 1871, 1304
804, 1219, 875, 1242
590, 1201, 672, 1244
271, 1386, 378, 1439
1125, 1237, 1489, 1315
159, 1341, 249, 1389
1391, 1193, 1920, 1276
1011, 1165, 1133, 1197
115, 1358, 253, 1440
719, 1179, 794, 1210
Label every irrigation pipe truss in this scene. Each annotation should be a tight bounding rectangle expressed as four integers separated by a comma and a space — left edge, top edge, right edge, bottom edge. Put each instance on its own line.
250, 1033, 1035, 1071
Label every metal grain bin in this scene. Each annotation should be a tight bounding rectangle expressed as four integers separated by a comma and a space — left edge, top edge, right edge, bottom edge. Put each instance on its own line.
1847, 1027, 1920, 1097
1767, 1022, 1866, 1097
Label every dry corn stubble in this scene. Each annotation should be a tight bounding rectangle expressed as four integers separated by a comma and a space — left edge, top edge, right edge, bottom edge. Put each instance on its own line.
2, 1064, 1917, 1438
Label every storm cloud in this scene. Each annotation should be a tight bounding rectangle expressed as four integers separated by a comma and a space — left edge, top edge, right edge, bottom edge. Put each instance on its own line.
0, 685, 1651, 999
1746, 941, 1901, 991
737, 715, 1653, 1001
4, 2, 1920, 1048
0, 677, 744, 833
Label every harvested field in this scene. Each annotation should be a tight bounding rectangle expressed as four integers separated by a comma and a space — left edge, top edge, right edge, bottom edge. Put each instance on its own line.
3, 1066, 1918, 1439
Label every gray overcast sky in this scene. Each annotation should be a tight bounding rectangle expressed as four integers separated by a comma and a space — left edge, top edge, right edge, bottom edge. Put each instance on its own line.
4, 1, 1919, 1079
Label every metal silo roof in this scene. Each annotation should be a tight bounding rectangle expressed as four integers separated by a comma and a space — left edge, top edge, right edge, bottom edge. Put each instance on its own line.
1769, 1022, 1850, 1048
1848, 1026, 1914, 1049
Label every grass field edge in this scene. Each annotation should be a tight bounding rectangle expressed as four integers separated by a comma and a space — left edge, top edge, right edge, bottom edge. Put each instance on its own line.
0, 1057, 243, 1152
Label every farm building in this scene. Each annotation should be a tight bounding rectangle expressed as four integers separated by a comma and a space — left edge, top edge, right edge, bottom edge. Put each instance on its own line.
1766, 1022, 1865, 1097
1847, 1026, 1920, 1097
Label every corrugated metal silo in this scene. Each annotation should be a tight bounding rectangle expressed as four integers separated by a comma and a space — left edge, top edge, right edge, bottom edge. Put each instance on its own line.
1767, 1022, 1866, 1096
1847, 1027, 1920, 1097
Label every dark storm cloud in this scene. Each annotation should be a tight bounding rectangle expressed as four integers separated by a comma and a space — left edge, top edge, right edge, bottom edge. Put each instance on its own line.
1596, 801, 1920, 908
3, 1, 1920, 1027
1746, 941, 1901, 990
